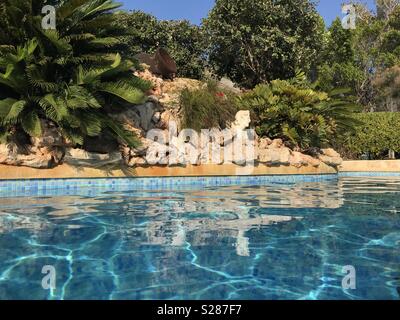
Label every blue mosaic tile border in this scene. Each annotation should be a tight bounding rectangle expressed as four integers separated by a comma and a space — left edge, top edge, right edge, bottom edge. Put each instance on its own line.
338, 171, 400, 177
0, 174, 338, 198
2, 172, 399, 198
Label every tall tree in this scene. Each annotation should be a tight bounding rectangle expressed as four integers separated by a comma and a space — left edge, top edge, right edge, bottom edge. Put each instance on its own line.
316, 18, 365, 96
120, 11, 206, 79
203, 0, 325, 88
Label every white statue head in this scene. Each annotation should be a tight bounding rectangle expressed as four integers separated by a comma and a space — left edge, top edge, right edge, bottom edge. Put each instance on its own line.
232, 110, 251, 130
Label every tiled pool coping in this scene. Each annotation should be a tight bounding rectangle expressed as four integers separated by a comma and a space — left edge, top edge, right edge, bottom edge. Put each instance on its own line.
1, 172, 400, 198
338, 171, 400, 177
0, 174, 338, 197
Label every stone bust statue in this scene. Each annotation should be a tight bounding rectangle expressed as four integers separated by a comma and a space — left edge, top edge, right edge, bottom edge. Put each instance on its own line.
231, 110, 251, 131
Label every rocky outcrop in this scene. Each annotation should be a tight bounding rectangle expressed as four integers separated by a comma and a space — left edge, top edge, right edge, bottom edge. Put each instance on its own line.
256, 138, 333, 168
0, 143, 62, 168
257, 139, 291, 165
134, 48, 177, 80
0, 67, 343, 171
318, 148, 343, 167
0, 120, 66, 168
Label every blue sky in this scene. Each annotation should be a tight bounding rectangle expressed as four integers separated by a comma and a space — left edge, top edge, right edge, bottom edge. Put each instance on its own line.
121, 0, 376, 26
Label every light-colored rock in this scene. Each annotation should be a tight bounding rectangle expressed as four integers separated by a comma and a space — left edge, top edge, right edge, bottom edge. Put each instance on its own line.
111, 108, 143, 136
136, 102, 157, 131
63, 148, 122, 167
319, 155, 343, 167
159, 78, 201, 103
270, 139, 284, 149
258, 137, 272, 150
289, 151, 308, 168
258, 147, 291, 165
318, 148, 343, 167
128, 156, 147, 167
157, 109, 180, 130
0, 143, 58, 168
321, 148, 341, 158
152, 112, 161, 123
301, 154, 321, 167
134, 66, 164, 96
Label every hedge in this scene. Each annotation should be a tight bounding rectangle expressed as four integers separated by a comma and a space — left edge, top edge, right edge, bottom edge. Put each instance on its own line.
340, 112, 400, 159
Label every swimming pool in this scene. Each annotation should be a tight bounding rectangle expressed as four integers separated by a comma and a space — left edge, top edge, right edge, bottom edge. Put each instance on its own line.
0, 175, 399, 300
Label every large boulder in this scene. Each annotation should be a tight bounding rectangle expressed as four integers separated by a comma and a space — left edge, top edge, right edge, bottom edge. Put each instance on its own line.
134, 48, 177, 80
258, 139, 291, 165
289, 151, 309, 168
318, 148, 343, 167
0, 143, 61, 168
289, 151, 321, 168
258, 146, 291, 165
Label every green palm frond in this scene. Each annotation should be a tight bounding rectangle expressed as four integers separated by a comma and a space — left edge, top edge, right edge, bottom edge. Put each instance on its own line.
97, 81, 146, 104
21, 111, 42, 137
1, 100, 26, 125
0, 0, 146, 148
39, 94, 69, 121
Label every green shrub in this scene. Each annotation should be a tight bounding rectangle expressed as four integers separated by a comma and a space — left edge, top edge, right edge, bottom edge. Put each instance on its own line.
180, 81, 239, 132
203, 0, 325, 88
0, 0, 152, 148
339, 112, 400, 159
120, 11, 206, 79
238, 73, 361, 150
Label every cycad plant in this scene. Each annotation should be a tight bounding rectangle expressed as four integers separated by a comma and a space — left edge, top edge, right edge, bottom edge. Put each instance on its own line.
239, 72, 362, 150
0, 0, 152, 148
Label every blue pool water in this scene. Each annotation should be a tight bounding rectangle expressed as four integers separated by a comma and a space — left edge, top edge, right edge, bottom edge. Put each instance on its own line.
0, 176, 399, 300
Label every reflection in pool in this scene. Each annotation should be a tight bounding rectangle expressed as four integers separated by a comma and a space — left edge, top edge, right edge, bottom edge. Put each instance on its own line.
0, 177, 399, 300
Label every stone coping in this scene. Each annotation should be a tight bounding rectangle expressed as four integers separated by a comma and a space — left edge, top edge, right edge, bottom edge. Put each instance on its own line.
0, 162, 336, 180
339, 160, 400, 172
0, 160, 400, 181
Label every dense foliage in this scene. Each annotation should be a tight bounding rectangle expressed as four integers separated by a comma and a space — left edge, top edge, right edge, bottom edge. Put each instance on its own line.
203, 0, 325, 88
120, 11, 206, 79
1, 0, 400, 160
180, 81, 239, 132
239, 73, 361, 150
316, 18, 366, 97
0, 0, 152, 147
339, 112, 400, 159
317, 2, 400, 111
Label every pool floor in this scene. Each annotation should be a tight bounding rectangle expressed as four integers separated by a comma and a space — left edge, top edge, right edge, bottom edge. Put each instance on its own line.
0, 177, 399, 300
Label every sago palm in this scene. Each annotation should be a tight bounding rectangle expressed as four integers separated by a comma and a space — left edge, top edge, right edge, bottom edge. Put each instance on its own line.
239, 72, 362, 150
0, 0, 152, 148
